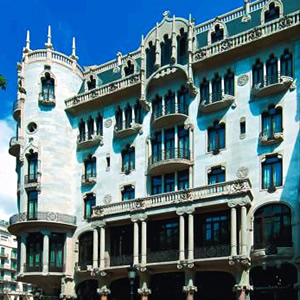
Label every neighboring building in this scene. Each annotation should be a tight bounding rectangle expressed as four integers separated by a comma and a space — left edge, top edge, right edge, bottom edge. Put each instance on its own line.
7, 0, 300, 299
0, 220, 33, 300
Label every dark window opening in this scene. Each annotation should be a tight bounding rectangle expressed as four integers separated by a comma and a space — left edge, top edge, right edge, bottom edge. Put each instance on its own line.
146, 42, 156, 78
41, 72, 54, 101
134, 101, 142, 124
78, 232, 93, 267
240, 120, 246, 135
27, 152, 38, 183
87, 117, 94, 139
115, 107, 123, 131
151, 176, 162, 195
280, 49, 293, 77
87, 75, 96, 90
49, 233, 64, 272
211, 24, 224, 43
84, 194, 95, 219
208, 166, 225, 185
178, 125, 190, 159
27, 190, 38, 220
84, 156, 96, 181
165, 90, 175, 115
26, 233, 43, 272
262, 155, 282, 190
224, 69, 235, 96
122, 185, 135, 201
151, 131, 162, 164
161, 34, 172, 66
262, 105, 282, 139
152, 95, 163, 119
177, 86, 189, 114
253, 59, 264, 87
178, 170, 189, 190
124, 60, 134, 76
211, 73, 222, 102
200, 78, 210, 103
164, 173, 175, 193
122, 145, 135, 173
208, 121, 225, 153
78, 119, 86, 142
125, 105, 132, 129
177, 28, 188, 64
266, 54, 278, 85
96, 114, 103, 136
265, 3, 280, 23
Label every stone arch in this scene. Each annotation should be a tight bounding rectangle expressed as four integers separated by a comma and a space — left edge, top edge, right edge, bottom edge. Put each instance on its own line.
207, 19, 228, 45
261, 0, 283, 25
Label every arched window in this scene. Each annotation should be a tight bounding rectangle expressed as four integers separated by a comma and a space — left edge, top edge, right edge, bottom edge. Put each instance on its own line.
78, 119, 86, 142
41, 72, 55, 101
87, 116, 94, 139
134, 101, 142, 124
177, 86, 189, 114
211, 73, 222, 102
177, 28, 187, 64
124, 60, 134, 76
87, 75, 96, 90
84, 155, 96, 181
115, 107, 123, 131
164, 90, 175, 115
280, 49, 293, 77
262, 154, 282, 190
266, 54, 278, 85
208, 166, 225, 185
161, 34, 172, 66
200, 78, 210, 103
146, 42, 156, 78
264, 2, 280, 23
78, 232, 93, 266
152, 95, 162, 119
125, 104, 132, 129
254, 204, 291, 249
26, 151, 38, 183
211, 24, 224, 44
152, 131, 162, 164
261, 105, 282, 139
83, 194, 95, 219
208, 121, 225, 154
96, 114, 103, 136
252, 59, 264, 87
224, 69, 235, 96
122, 145, 135, 173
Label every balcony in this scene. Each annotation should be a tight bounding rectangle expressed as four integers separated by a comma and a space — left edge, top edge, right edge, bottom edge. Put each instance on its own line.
251, 73, 293, 98
38, 92, 56, 106
24, 171, 41, 190
8, 137, 23, 157
147, 249, 178, 263
259, 131, 283, 145
23, 263, 43, 273
151, 103, 188, 128
9, 211, 76, 235
114, 120, 142, 139
194, 244, 230, 259
148, 148, 192, 176
77, 132, 103, 150
49, 263, 65, 273
12, 100, 21, 121
251, 242, 294, 260
199, 92, 235, 113
109, 254, 133, 267
81, 174, 97, 186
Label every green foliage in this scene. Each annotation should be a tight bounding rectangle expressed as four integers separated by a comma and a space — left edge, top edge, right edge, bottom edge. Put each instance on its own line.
0, 74, 6, 90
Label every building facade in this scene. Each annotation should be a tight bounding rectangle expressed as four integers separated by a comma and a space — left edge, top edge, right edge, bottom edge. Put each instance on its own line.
0, 220, 33, 300
8, 0, 300, 299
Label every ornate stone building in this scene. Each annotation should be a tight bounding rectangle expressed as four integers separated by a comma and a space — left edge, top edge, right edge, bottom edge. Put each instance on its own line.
8, 0, 300, 299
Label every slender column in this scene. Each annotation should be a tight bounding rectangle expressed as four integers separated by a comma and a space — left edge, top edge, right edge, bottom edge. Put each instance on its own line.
208, 82, 212, 104
20, 235, 27, 273
174, 171, 178, 191
188, 213, 194, 261
64, 232, 73, 275
141, 220, 147, 265
162, 95, 165, 116
183, 270, 197, 300
133, 221, 139, 265
263, 63, 267, 85
179, 215, 185, 261
93, 227, 99, 268
277, 58, 281, 81
231, 207, 237, 257
161, 174, 165, 193
241, 206, 247, 256
175, 125, 178, 158
100, 226, 106, 269
42, 230, 50, 273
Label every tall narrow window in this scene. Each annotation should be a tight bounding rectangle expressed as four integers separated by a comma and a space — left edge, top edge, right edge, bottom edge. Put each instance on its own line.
164, 173, 175, 193
261, 105, 282, 139
122, 185, 135, 201
224, 69, 234, 96
84, 194, 96, 219
96, 114, 103, 136
27, 233, 43, 272
125, 105, 132, 129
27, 152, 38, 183
208, 166, 225, 185
178, 170, 189, 190
49, 233, 64, 272
177, 28, 187, 64
78, 119, 86, 142
84, 156, 96, 181
264, 2, 280, 23
165, 90, 175, 115
151, 176, 162, 195
253, 59, 264, 87
200, 78, 210, 103
211, 25, 224, 44
152, 132, 162, 163
280, 49, 293, 77
122, 145, 135, 173
79, 232, 93, 267
134, 101, 142, 124
27, 190, 38, 220
208, 121, 225, 153
211, 74, 222, 102
178, 126, 189, 159
115, 107, 123, 131
262, 155, 282, 190
161, 34, 172, 66
41, 73, 54, 101
87, 75, 96, 90
152, 95, 163, 119
266, 54, 278, 85
177, 86, 188, 114
87, 117, 94, 139
124, 60, 134, 76
146, 42, 156, 78
164, 128, 175, 159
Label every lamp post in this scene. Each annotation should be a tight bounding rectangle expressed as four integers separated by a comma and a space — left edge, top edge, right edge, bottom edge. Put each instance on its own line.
128, 265, 137, 300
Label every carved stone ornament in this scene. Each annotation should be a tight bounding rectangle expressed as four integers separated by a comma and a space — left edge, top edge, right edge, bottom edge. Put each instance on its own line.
248, 28, 262, 41
46, 212, 58, 222
131, 213, 147, 222
194, 49, 207, 61
104, 118, 112, 128
221, 39, 232, 51
130, 200, 145, 212
183, 285, 198, 295
138, 286, 151, 296
236, 166, 249, 179
97, 286, 111, 296
93, 207, 105, 217
103, 194, 112, 204
237, 75, 249, 86
278, 16, 293, 29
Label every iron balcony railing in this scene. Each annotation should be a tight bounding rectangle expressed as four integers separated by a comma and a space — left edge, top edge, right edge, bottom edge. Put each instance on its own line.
200, 90, 234, 105
9, 136, 23, 147
24, 263, 43, 273
194, 244, 230, 259
9, 212, 76, 226
149, 148, 191, 165
152, 102, 189, 121
38, 92, 55, 102
147, 249, 179, 263
114, 119, 142, 132
77, 132, 102, 143
49, 263, 65, 273
81, 173, 97, 184
109, 254, 133, 267
24, 173, 41, 184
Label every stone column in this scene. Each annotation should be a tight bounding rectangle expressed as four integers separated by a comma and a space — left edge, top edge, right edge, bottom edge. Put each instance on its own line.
188, 213, 194, 261
141, 220, 147, 265
64, 232, 73, 275
241, 205, 248, 256
174, 171, 178, 191
42, 230, 50, 273
179, 214, 185, 261
161, 129, 165, 153
93, 227, 99, 268
175, 125, 178, 158
99, 225, 106, 269
20, 234, 27, 273
133, 221, 139, 265
230, 206, 237, 257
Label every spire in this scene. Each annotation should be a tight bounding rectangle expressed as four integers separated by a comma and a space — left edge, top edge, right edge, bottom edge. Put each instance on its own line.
70, 37, 78, 60
23, 30, 31, 53
45, 25, 53, 49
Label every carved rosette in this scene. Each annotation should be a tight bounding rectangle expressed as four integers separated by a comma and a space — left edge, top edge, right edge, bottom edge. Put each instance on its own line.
236, 167, 249, 179
93, 207, 105, 217
237, 75, 249, 87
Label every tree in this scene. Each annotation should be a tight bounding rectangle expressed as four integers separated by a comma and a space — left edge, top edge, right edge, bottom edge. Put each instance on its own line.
0, 74, 7, 90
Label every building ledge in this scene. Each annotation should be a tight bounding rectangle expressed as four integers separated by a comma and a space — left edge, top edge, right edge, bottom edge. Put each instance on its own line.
251, 245, 294, 260
38, 93, 56, 106
8, 137, 23, 157
259, 132, 283, 145
199, 94, 235, 113
77, 133, 103, 150
114, 122, 142, 139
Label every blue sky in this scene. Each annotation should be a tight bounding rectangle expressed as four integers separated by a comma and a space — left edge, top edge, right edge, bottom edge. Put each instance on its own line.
0, 0, 241, 219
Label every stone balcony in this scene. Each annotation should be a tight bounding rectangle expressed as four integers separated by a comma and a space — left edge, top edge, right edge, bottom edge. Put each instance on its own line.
251, 73, 293, 98
199, 92, 235, 113
151, 103, 189, 128
259, 131, 284, 145
12, 100, 21, 121
114, 120, 142, 139
148, 148, 192, 176
251, 242, 294, 261
8, 136, 23, 157
77, 132, 103, 150
81, 174, 97, 186
38, 92, 56, 106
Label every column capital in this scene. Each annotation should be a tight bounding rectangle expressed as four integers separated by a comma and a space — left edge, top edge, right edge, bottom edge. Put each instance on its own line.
138, 286, 151, 296
97, 286, 111, 296
91, 220, 106, 229
233, 284, 253, 292
131, 213, 147, 222
41, 229, 51, 236
183, 285, 198, 295
176, 206, 195, 216
228, 198, 251, 208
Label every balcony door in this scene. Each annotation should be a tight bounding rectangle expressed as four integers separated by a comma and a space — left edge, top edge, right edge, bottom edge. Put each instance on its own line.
49, 233, 64, 272
27, 233, 43, 272
165, 128, 175, 159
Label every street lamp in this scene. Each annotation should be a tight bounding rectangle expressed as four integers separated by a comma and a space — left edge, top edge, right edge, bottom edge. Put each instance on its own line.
128, 265, 137, 300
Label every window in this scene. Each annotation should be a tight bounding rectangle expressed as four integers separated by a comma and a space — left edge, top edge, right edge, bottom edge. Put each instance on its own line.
27, 233, 43, 271
124, 104, 132, 129
152, 176, 162, 195
96, 114, 103, 136
254, 204, 291, 249
266, 54, 278, 85
264, 2, 280, 23
84, 156, 96, 181
224, 69, 234, 96
78, 232, 93, 266
0, 247, 4, 255
165, 90, 175, 115
146, 42, 156, 78
41, 72, 54, 101
115, 107, 123, 131
280, 49, 293, 77
27, 190, 38, 220
261, 105, 282, 139
200, 78, 210, 103
84, 194, 96, 219
152, 131, 162, 163
134, 101, 142, 124
110, 225, 133, 258
164, 173, 175, 193
177, 28, 188, 64
124, 60, 134, 76
121, 145, 135, 173
121, 185, 135, 201
240, 118, 246, 135
178, 125, 189, 159
252, 59, 264, 87
208, 166, 225, 185
161, 34, 172, 66
164, 128, 175, 159
152, 95, 163, 119
211, 25, 224, 44
178, 170, 189, 190
211, 74, 222, 102
87, 116, 94, 139
78, 119, 86, 142
262, 155, 282, 190
49, 233, 64, 272
27, 152, 38, 183
87, 75, 96, 90
177, 86, 188, 114
208, 121, 225, 153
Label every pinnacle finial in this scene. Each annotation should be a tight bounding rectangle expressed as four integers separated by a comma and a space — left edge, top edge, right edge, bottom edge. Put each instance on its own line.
23, 30, 31, 53
163, 10, 170, 19
70, 37, 78, 60
45, 25, 53, 49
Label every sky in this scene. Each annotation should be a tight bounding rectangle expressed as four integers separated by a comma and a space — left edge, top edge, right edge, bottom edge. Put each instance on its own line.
0, 0, 242, 221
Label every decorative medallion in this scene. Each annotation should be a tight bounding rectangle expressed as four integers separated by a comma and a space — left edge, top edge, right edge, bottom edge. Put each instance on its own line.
104, 119, 112, 128
237, 75, 249, 86
47, 212, 58, 222
236, 166, 249, 179
103, 194, 112, 204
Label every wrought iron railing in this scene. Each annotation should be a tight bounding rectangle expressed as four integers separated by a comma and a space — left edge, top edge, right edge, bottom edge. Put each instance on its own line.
152, 102, 189, 121
24, 171, 41, 184
81, 173, 97, 184
194, 244, 230, 258
38, 92, 55, 102
109, 254, 133, 266
147, 249, 179, 263
149, 148, 191, 165
24, 263, 43, 272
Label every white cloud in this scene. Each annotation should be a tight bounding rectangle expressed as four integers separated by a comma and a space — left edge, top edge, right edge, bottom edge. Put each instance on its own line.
0, 118, 17, 221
